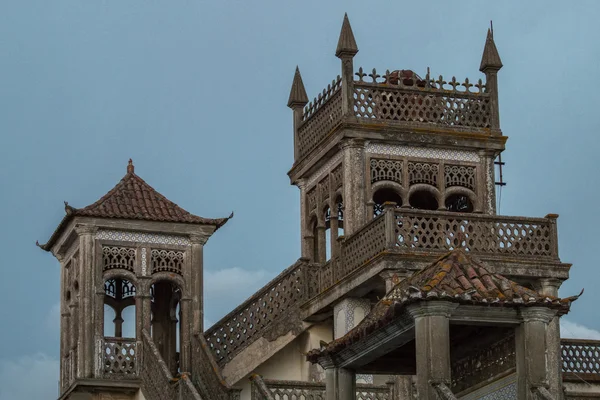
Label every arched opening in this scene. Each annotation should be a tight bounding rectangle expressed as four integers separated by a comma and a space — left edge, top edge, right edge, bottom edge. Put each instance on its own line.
151, 280, 182, 376
310, 217, 319, 263
324, 206, 332, 261
445, 193, 474, 213
336, 197, 344, 238
103, 278, 136, 338
373, 188, 403, 217
409, 190, 438, 210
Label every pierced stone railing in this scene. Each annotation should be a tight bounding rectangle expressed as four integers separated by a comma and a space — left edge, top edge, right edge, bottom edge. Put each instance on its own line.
391, 209, 558, 260
102, 337, 138, 378
140, 330, 179, 400
353, 68, 492, 130
297, 78, 343, 159
205, 260, 309, 366
250, 378, 391, 400
451, 334, 516, 393
191, 333, 234, 400
561, 339, 600, 382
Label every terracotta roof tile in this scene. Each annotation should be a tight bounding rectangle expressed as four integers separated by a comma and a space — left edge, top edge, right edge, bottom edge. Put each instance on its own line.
307, 249, 581, 363
38, 160, 231, 251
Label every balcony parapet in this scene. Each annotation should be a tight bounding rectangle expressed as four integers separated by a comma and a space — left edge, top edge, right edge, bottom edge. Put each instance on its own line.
295, 68, 499, 163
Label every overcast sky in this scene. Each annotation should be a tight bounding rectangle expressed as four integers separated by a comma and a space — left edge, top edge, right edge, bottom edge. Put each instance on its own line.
1, 1, 600, 398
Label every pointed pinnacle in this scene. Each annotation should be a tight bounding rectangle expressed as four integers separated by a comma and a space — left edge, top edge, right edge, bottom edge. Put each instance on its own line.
287, 66, 309, 108
335, 13, 358, 58
480, 28, 503, 72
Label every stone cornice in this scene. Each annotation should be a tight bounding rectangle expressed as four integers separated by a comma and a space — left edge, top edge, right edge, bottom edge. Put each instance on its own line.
407, 301, 458, 319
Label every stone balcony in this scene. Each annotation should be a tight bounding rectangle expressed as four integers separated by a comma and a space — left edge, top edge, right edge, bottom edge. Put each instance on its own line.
205, 207, 570, 371
294, 69, 502, 168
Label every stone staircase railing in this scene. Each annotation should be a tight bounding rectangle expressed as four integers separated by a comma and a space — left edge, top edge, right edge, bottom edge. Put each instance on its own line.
249, 377, 391, 400
191, 333, 240, 399
140, 329, 205, 400
205, 208, 561, 369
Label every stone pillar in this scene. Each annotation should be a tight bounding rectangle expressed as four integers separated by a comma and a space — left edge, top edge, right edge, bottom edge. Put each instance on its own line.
390, 375, 415, 400
317, 224, 327, 263
75, 225, 97, 378
179, 297, 192, 372
516, 307, 556, 400
330, 214, 340, 258
408, 302, 457, 400
479, 150, 496, 215
341, 139, 367, 235
326, 367, 357, 400
298, 179, 312, 260
189, 234, 207, 334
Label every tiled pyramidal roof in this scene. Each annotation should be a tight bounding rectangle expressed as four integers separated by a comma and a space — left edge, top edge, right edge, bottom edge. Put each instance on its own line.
69, 160, 228, 225
308, 250, 581, 361
38, 160, 230, 251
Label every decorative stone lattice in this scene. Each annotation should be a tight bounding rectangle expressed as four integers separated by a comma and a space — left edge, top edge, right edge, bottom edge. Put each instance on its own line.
408, 162, 438, 186
460, 374, 517, 400
394, 211, 554, 258
451, 335, 515, 393
339, 216, 387, 281
254, 380, 390, 400
104, 279, 136, 299
102, 246, 136, 272
307, 188, 317, 215
352, 69, 491, 128
302, 76, 342, 121
298, 89, 343, 159
205, 263, 306, 365
103, 338, 137, 376
96, 229, 190, 246
562, 339, 600, 376
445, 165, 476, 190
331, 164, 343, 190
318, 177, 330, 203
307, 153, 342, 188
370, 158, 402, 184
366, 143, 480, 163
151, 249, 184, 275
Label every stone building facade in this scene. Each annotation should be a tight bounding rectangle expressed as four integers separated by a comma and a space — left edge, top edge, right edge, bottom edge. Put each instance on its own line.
39, 14, 600, 400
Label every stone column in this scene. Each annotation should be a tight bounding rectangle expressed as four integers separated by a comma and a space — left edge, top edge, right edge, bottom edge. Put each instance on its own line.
341, 139, 367, 235
75, 225, 97, 379
179, 297, 192, 372
479, 150, 496, 215
330, 214, 340, 258
316, 224, 327, 263
516, 307, 557, 400
408, 302, 457, 400
298, 179, 312, 260
189, 234, 208, 334
326, 367, 357, 400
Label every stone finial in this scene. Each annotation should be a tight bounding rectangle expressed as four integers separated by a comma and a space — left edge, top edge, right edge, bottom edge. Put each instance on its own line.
480, 27, 503, 72
287, 66, 309, 108
335, 13, 358, 58
127, 158, 135, 174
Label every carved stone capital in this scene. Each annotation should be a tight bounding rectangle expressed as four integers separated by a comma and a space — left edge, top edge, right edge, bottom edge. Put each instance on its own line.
297, 178, 307, 190
189, 234, 208, 245
520, 307, 556, 324
539, 278, 563, 297
407, 301, 458, 319
339, 138, 366, 150
74, 224, 98, 236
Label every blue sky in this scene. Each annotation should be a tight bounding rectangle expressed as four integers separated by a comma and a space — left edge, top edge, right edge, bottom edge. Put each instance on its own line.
1, 1, 599, 398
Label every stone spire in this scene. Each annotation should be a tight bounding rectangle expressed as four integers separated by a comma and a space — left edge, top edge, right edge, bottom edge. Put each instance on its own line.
479, 28, 503, 72
287, 66, 309, 108
127, 158, 135, 174
335, 13, 358, 58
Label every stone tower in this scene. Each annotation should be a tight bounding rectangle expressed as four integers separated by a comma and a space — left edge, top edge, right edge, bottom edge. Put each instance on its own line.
38, 160, 232, 399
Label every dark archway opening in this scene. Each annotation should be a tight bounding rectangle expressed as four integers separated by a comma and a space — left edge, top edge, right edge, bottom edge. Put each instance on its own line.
151, 281, 182, 376
445, 194, 474, 213
373, 188, 403, 217
409, 190, 438, 210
